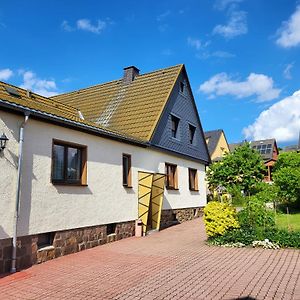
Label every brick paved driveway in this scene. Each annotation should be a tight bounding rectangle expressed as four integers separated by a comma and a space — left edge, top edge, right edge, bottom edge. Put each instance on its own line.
0, 218, 300, 300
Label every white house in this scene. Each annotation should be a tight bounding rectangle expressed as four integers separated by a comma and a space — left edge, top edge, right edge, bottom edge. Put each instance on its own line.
0, 64, 210, 274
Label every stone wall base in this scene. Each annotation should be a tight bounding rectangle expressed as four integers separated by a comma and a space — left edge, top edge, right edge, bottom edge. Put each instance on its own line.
0, 220, 135, 274
160, 207, 203, 229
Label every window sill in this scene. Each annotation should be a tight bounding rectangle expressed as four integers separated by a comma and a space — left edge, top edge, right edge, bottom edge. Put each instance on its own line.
188, 144, 197, 149
179, 91, 187, 98
189, 189, 199, 192
38, 245, 54, 252
123, 184, 133, 189
171, 137, 181, 143
52, 181, 88, 187
166, 187, 179, 191
107, 233, 116, 237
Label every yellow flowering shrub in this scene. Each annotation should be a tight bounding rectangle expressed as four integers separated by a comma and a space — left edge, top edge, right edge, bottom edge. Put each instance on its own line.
204, 201, 239, 237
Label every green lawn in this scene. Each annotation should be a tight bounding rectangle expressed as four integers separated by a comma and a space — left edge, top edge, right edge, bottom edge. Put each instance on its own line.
276, 213, 300, 232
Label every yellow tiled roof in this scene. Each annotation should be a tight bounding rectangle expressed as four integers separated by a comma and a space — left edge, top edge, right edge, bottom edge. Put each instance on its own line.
0, 81, 143, 142
52, 64, 183, 141
0, 81, 81, 122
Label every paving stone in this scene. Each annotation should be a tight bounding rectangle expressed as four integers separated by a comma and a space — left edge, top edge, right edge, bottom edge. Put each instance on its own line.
0, 218, 299, 299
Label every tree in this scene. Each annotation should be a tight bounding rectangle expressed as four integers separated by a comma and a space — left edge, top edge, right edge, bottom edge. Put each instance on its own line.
206, 143, 264, 195
273, 152, 300, 170
273, 152, 300, 205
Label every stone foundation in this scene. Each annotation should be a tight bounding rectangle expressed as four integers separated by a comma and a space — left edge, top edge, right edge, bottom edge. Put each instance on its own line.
160, 207, 203, 229
0, 220, 135, 274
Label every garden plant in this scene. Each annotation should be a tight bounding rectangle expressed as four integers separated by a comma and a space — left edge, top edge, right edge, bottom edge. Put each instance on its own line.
205, 145, 300, 249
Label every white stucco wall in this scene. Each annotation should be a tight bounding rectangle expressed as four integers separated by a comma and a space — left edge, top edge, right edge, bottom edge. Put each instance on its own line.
0, 110, 206, 239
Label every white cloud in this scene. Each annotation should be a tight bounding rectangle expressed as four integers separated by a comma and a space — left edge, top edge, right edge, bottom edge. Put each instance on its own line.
157, 10, 171, 22
214, 0, 243, 10
197, 50, 235, 59
62, 19, 107, 34
76, 19, 106, 34
20, 71, 58, 97
187, 37, 202, 50
187, 37, 234, 59
276, 6, 300, 48
0, 68, 13, 81
283, 63, 294, 79
213, 10, 247, 38
199, 72, 281, 102
243, 90, 300, 143
61, 20, 73, 32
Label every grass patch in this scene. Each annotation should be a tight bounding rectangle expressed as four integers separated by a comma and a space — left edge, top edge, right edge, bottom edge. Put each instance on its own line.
275, 212, 300, 232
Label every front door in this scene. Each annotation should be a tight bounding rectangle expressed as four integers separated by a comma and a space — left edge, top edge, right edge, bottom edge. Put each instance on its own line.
138, 171, 165, 235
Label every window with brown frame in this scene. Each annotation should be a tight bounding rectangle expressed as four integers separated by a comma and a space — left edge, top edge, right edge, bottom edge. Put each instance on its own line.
189, 168, 198, 191
122, 154, 132, 187
165, 163, 178, 190
171, 115, 180, 138
51, 140, 87, 185
189, 124, 196, 144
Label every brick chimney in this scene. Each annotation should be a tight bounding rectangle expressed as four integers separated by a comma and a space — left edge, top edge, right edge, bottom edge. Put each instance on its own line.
123, 66, 139, 84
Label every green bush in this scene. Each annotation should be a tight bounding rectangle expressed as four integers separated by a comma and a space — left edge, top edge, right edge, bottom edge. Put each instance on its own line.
252, 182, 279, 203
273, 152, 300, 206
203, 201, 239, 237
266, 229, 300, 248
208, 227, 300, 248
208, 227, 256, 245
227, 185, 246, 207
238, 196, 275, 229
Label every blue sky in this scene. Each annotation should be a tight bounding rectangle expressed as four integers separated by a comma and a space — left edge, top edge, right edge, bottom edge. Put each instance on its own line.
0, 0, 300, 146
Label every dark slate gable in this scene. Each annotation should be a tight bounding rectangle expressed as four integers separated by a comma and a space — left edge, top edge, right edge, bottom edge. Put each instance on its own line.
150, 68, 210, 164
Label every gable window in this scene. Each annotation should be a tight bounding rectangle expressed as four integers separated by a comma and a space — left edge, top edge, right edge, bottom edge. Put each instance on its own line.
122, 154, 132, 187
189, 168, 198, 191
165, 163, 178, 190
171, 115, 180, 138
179, 82, 184, 93
189, 124, 196, 144
52, 140, 87, 185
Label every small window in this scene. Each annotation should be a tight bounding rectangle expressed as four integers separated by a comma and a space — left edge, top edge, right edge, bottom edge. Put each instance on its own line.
52, 140, 87, 185
106, 223, 116, 235
165, 163, 178, 190
5, 86, 21, 98
189, 168, 198, 191
122, 154, 132, 187
189, 124, 196, 144
171, 115, 180, 138
37, 233, 54, 248
179, 82, 184, 93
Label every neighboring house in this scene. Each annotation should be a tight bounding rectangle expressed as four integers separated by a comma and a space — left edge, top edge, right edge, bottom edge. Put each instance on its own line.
204, 129, 230, 200
0, 64, 210, 273
229, 139, 279, 182
204, 129, 230, 162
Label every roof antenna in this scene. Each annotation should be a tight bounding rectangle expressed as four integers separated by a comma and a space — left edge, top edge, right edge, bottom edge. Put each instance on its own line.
26, 89, 32, 98
78, 110, 84, 120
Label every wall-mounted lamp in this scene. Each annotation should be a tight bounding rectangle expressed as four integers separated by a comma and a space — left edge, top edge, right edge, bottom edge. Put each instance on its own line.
0, 133, 9, 151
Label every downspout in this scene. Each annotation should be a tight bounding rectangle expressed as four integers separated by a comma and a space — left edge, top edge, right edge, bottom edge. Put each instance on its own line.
11, 112, 30, 273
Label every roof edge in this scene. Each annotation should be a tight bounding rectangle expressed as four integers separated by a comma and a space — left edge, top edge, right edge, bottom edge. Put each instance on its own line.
146, 64, 184, 141
0, 99, 148, 147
